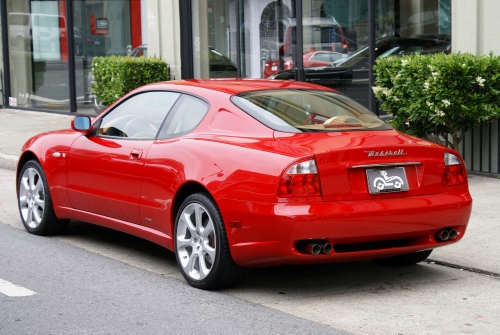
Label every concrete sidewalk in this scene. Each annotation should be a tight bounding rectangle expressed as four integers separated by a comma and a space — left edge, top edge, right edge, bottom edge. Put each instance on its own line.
1, 108, 500, 276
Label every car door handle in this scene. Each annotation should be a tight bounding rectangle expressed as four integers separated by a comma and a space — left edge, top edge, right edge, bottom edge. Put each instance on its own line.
130, 149, 143, 160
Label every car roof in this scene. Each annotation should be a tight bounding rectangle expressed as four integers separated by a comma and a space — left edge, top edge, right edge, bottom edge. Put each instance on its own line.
140, 79, 337, 96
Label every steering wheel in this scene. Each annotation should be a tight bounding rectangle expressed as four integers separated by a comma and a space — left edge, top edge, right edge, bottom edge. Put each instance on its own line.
123, 117, 158, 138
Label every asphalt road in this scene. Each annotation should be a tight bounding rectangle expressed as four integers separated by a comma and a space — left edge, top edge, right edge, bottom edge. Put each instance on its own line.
1, 167, 500, 334
0, 222, 345, 334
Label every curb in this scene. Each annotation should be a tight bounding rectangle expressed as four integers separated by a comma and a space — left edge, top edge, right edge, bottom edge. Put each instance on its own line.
0, 153, 18, 171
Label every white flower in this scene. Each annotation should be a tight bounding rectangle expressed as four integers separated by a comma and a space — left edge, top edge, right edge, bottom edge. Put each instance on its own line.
428, 65, 434, 71
372, 86, 392, 97
442, 99, 451, 107
476, 76, 486, 86
424, 81, 430, 89
395, 73, 402, 80
431, 71, 439, 79
462, 64, 466, 67
435, 109, 445, 117
401, 59, 408, 66
426, 101, 434, 107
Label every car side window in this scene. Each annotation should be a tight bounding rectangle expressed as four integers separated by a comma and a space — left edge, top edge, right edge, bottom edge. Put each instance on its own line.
98, 91, 180, 139
158, 95, 209, 138
311, 53, 326, 61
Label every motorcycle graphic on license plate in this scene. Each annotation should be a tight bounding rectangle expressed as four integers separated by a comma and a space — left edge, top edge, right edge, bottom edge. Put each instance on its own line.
366, 167, 410, 194
374, 171, 403, 190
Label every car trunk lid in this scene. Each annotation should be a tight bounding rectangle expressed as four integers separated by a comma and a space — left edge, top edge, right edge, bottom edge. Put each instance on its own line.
274, 130, 445, 201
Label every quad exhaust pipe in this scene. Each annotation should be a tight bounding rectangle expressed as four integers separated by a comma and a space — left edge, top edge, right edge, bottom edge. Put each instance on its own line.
299, 242, 333, 255
436, 228, 458, 242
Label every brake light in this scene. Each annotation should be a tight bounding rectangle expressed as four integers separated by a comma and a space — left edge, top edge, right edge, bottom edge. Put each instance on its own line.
443, 152, 466, 186
278, 159, 321, 197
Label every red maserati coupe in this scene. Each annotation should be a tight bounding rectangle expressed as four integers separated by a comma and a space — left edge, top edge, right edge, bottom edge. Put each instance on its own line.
16, 79, 472, 289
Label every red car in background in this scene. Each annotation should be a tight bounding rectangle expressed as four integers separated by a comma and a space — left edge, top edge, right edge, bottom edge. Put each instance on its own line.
17, 79, 472, 290
264, 50, 345, 78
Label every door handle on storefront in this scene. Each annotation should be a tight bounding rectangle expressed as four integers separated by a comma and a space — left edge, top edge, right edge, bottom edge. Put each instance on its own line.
130, 149, 143, 160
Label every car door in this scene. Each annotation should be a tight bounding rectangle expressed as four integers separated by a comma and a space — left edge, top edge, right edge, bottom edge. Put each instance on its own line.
67, 91, 180, 224
139, 94, 210, 235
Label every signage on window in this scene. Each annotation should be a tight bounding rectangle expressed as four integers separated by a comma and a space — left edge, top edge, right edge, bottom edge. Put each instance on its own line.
90, 14, 108, 35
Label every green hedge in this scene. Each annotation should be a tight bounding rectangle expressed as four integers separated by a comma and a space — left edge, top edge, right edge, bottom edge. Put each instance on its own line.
91, 55, 169, 106
373, 52, 500, 151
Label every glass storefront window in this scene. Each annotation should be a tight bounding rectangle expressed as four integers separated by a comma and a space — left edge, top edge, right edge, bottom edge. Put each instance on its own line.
0, 6, 3, 107
192, 0, 238, 79
5, 0, 138, 114
7, 0, 70, 111
242, 0, 296, 79
74, 0, 133, 115
299, 0, 451, 110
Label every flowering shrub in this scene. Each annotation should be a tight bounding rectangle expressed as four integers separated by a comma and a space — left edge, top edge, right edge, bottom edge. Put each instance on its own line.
373, 52, 500, 151
91, 55, 169, 106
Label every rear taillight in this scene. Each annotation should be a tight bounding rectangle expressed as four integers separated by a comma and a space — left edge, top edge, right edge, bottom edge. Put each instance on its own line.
443, 152, 466, 186
278, 159, 321, 197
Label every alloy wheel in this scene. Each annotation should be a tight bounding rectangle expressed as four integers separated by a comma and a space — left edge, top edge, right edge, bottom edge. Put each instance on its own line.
19, 167, 46, 229
176, 202, 217, 281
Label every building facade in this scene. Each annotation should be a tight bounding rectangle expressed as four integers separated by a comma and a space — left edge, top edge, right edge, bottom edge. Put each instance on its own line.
0, 0, 497, 175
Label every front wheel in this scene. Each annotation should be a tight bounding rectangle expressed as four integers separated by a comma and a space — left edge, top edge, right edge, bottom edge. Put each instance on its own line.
373, 249, 433, 267
17, 160, 69, 235
174, 193, 243, 290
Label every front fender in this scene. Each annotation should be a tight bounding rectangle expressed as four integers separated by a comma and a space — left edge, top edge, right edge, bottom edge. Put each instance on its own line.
17, 130, 82, 211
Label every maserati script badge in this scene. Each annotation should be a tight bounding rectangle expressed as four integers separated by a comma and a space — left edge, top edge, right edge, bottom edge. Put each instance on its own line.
364, 149, 406, 157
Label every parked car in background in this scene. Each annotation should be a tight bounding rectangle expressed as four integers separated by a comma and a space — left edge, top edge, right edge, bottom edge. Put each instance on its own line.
268, 37, 451, 86
17, 79, 472, 290
264, 50, 345, 78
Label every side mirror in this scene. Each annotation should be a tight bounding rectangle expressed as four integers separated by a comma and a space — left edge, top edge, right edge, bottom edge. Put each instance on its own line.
72, 115, 92, 134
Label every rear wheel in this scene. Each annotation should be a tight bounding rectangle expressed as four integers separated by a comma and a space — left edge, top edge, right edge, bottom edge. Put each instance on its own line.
174, 193, 243, 290
373, 249, 433, 267
17, 160, 69, 235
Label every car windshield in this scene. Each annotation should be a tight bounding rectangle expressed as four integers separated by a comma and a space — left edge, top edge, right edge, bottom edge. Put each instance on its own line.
232, 90, 392, 133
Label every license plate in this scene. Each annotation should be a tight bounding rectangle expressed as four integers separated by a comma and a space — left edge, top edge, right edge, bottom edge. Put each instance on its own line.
366, 167, 409, 194
272, 66, 278, 71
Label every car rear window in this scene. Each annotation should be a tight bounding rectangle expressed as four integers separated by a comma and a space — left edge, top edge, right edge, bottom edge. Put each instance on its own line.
231, 89, 392, 133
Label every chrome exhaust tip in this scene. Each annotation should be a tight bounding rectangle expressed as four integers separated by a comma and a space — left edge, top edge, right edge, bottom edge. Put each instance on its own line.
436, 229, 450, 242
302, 243, 321, 255
449, 229, 458, 240
322, 243, 333, 255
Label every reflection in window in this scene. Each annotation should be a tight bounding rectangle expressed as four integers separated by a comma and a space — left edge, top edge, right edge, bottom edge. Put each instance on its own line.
192, 0, 238, 79
299, 0, 451, 110
7, 0, 69, 110
160, 95, 209, 138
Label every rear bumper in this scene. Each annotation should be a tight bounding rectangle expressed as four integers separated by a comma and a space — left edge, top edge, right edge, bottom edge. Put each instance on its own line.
219, 190, 472, 267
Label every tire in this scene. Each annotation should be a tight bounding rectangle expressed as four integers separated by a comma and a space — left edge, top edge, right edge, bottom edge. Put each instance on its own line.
373, 249, 433, 267
17, 160, 69, 236
174, 193, 243, 290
